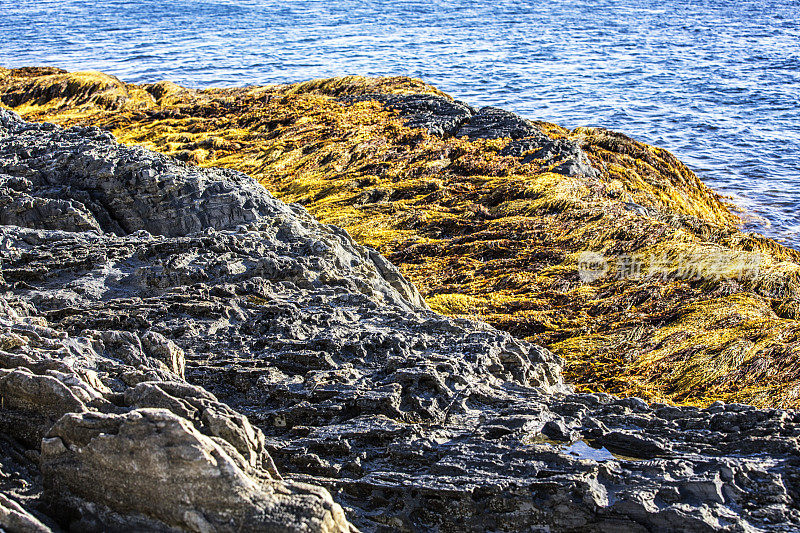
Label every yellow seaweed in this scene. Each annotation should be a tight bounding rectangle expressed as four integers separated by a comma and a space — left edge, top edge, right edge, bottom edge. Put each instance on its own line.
3, 66, 800, 408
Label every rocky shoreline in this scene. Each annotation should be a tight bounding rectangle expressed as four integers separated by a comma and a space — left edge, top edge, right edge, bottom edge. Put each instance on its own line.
1, 105, 800, 531
2, 67, 798, 408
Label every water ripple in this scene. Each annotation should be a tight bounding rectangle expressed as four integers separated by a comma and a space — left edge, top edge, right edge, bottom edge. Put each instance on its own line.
1, 0, 798, 246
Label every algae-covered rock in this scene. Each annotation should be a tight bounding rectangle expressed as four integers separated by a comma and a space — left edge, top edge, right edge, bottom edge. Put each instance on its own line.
2, 66, 797, 407
0, 106, 799, 531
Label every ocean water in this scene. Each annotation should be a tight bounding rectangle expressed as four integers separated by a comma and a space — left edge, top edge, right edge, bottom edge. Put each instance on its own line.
2, 0, 799, 246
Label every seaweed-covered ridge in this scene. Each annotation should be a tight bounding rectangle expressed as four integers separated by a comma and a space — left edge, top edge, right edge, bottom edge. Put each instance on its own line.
2, 66, 800, 408
2, 106, 800, 532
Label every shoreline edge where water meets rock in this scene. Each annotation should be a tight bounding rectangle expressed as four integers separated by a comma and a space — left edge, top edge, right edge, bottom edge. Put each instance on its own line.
2, 66, 799, 410
0, 92, 799, 531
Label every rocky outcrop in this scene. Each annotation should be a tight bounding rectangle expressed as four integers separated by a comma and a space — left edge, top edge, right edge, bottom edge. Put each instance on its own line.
1, 108, 799, 531
5, 68, 797, 408
0, 108, 378, 532
42, 409, 350, 533
342, 94, 597, 177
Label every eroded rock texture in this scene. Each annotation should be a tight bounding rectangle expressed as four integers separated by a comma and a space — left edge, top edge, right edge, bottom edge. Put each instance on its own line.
341, 94, 597, 177
1, 109, 799, 532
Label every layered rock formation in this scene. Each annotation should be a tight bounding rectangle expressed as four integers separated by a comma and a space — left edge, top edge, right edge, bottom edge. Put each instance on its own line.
0, 109, 359, 532
1, 108, 800, 531
2, 67, 798, 408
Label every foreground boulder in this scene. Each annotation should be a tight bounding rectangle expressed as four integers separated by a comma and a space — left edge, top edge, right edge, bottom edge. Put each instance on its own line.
0, 108, 799, 531
42, 409, 349, 532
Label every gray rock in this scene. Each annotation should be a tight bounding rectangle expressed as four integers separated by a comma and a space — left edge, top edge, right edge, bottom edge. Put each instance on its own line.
340, 97, 598, 177
341, 94, 475, 137
0, 367, 87, 447
42, 409, 349, 533
541, 418, 578, 442
0, 174, 101, 232
0, 108, 423, 311
0, 493, 52, 533
502, 135, 599, 177
0, 110, 799, 532
0, 291, 353, 532
455, 106, 539, 140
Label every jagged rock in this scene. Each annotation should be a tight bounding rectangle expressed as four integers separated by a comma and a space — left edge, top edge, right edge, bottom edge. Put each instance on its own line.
451, 105, 599, 177
0, 368, 87, 447
123, 380, 279, 474
0, 426, 55, 532
41, 409, 349, 533
0, 493, 51, 533
341, 96, 597, 177
341, 94, 475, 137
0, 108, 799, 532
455, 106, 539, 140
501, 135, 600, 177
0, 174, 101, 232
0, 108, 423, 311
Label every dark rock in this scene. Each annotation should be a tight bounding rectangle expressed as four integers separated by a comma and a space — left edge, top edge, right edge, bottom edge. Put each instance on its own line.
344, 96, 598, 177
541, 418, 578, 442
0, 493, 51, 533
0, 367, 87, 447
502, 135, 599, 177
341, 93, 475, 137
455, 106, 539, 140
598, 430, 668, 459
1, 108, 799, 532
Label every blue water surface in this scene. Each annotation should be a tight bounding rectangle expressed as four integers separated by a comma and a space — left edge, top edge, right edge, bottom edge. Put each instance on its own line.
2, 0, 799, 245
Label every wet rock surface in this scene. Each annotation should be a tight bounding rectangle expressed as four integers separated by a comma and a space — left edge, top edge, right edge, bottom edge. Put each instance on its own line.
342, 94, 597, 177
1, 108, 799, 532
341, 94, 476, 138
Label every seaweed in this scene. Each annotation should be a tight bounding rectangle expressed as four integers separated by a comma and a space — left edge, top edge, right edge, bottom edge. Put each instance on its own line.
3, 66, 799, 407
